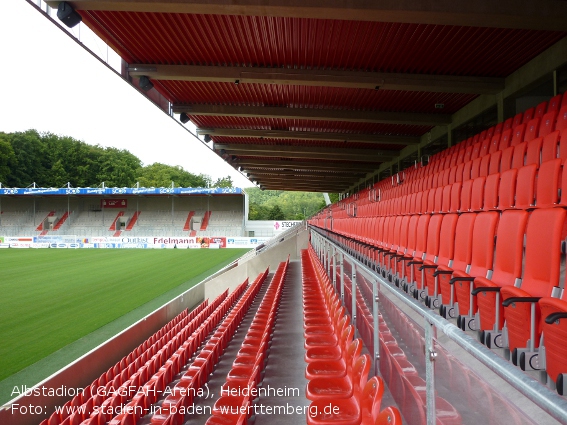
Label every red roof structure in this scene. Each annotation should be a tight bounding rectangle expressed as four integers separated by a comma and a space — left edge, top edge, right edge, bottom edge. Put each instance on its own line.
43, 0, 567, 192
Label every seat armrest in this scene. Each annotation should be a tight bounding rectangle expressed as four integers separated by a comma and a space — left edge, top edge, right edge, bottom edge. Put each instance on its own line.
545, 312, 567, 324
449, 276, 475, 285
471, 286, 501, 296
502, 297, 541, 307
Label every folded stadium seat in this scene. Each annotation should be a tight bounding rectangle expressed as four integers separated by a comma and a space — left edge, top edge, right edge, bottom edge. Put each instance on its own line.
524, 118, 541, 142
449, 151, 459, 168
513, 164, 537, 210
541, 130, 561, 162
478, 154, 490, 177
493, 122, 504, 136
511, 141, 528, 169
442, 167, 451, 186
503, 117, 514, 131
459, 179, 474, 212
533, 159, 562, 208
441, 184, 452, 213
465, 136, 476, 147
483, 173, 500, 211
525, 137, 544, 166
462, 160, 473, 181
512, 112, 524, 128
462, 145, 473, 163
385, 215, 411, 284
510, 123, 526, 147
539, 288, 567, 394
499, 129, 513, 151
450, 211, 500, 331
539, 110, 559, 137
426, 189, 436, 214
408, 214, 443, 301
500, 146, 515, 172
479, 138, 491, 158
420, 213, 459, 310
487, 150, 502, 175
470, 176, 486, 212
433, 186, 444, 213
470, 142, 483, 161
548, 93, 564, 112
449, 182, 462, 213
500, 208, 567, 368
472, 210, 528, 348
478, 129, 488, 140
523, 107, 536, 123
400, 214, 430, 293
470, 157, 482, 179
455, 162, 465, 182
535, 101, 548, 118
446, 165, 457, 185
382, 216, 405, 279
488, 133, 501, 154
393, 214, 420, 287
557, 106, 567, 132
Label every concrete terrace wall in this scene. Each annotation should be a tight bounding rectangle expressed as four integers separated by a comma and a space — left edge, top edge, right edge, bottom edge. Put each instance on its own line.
0, 228, 308, 425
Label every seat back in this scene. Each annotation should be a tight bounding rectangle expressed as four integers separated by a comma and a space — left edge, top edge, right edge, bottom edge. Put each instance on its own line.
484, 173, 500, 210
423, 214, 443, 262
437, 213, 459, 266
491, 210, 529, 286
468, 211, 499, 277
510, 123, 526, 147
539, 110, 558, 138
471, 176, 486, 211
556, 106, 567, 132
525, 137, 543, 166
452, 213, 477, 271
450, 182, 462, 213
535, 159, 561, 208
498, 168, 517, 210
541, 130, 560, 163
520, 208, 566, 297
488, 150, 502, 175
515, 164, 536, 209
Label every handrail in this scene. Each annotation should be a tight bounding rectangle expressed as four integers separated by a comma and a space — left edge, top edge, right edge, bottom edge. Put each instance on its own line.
309, 225, 567, 424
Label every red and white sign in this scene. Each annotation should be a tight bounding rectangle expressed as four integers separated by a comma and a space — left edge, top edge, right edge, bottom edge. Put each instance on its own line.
101, 199, 127, 208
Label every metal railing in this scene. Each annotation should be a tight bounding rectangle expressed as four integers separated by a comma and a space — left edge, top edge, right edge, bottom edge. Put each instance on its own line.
309, 226, 567, 425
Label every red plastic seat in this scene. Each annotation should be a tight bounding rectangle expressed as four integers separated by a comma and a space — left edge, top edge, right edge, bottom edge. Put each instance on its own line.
541, 131, 561, 163
451, 211, 499, 331
539, 110, 559, 138
488, 150, 502, 175
511, 141, 527, 169
510, 123, 526, 147
500, 146, 514, 172
501, 208, 567, 366
548, 94, 563, 112
534, 159, 561, 208
539, 291, 567, 394
497, 168, 517, 210
473, 210, 528, 348
306, 354, 371, 401
525, 136, 543, 166
513, 164, 536, 209
556, 106, 567, 132
483, 173, 499, 211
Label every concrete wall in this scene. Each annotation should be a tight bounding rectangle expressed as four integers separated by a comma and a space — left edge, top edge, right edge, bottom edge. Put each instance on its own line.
0, 229, 307, 425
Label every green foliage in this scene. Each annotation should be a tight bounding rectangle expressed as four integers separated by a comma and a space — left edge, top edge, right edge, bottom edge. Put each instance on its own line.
267, 204, 285, 220
246, 188, 326, 220
0, 130, 233, 189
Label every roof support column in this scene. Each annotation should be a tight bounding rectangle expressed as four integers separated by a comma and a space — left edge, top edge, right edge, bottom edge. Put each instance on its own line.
447, 125, 453, 148
553, 70, 558, 96
497, 92, 504, 123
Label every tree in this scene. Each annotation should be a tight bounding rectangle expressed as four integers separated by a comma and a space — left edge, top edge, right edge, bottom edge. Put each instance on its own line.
267, 205, 285, 220
212, 176, 233, 188
0, 135, 17, 185
48, 160, 70, 188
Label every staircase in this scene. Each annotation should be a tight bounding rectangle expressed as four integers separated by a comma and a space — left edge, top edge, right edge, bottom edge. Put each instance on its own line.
183, 211, 195, 231
109, 211, 125, 231
52, 211, 71, 231
125, 211, 140, 231
200, 211, 211, 230
36, 211, 55, 231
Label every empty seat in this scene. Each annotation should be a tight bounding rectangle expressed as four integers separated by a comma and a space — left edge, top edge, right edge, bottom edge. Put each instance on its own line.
472, 210, 528, 347
510, 123, 526, 147
451, 211, 499, 331
501, 208, 566, 367
539, 110, 558, 138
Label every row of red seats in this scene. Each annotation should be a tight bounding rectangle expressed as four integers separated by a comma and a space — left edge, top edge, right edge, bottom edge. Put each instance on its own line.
207, 260, 289, 424
59, 276, 251, 425
310, 205, 567, 395
322, 92, 567, 219
302, 249, 402, 425
339, 267, 462, 425
144, 270, 270, 425
40, 301, 212, 425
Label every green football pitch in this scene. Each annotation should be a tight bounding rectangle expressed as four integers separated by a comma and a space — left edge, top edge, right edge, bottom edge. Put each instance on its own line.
0, 248, 249, 382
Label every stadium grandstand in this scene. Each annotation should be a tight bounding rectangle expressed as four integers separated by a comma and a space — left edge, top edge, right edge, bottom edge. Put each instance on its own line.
2, 1, 567, 425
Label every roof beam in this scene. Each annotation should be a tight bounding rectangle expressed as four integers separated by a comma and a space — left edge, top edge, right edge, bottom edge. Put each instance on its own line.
215, 143, 397, 162
129, 64, 504, 94
246, 169, 367, 178
235, 159, 378, 172
174, 104, 450, 126
50, 1, 567, 31
197, 128, 419, 146
249, 174, 355, 183
261, 183, 349, 192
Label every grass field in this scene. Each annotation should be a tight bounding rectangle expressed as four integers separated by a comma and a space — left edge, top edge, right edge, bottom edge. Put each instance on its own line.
0, 248, 249, 382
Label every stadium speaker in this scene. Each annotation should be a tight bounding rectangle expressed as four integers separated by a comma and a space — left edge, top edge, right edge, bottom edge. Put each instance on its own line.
179, 113, 190, 124
57, 2, 82, 28
204, 134, 212, 143
139, 76, 154, 91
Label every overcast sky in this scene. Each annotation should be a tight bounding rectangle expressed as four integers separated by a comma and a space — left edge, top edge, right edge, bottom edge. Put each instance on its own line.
0, 1, 254, 188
